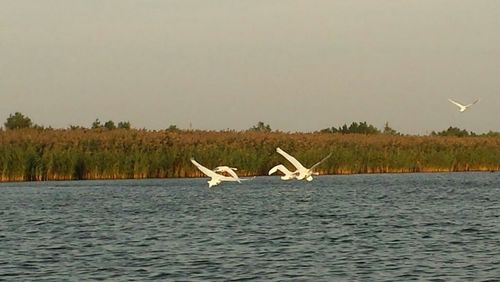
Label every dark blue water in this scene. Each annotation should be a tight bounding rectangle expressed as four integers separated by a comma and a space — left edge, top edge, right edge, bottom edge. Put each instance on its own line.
1, 172, 499, 281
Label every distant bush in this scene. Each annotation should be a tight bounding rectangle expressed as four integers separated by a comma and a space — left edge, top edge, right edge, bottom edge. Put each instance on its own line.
4, 112, 33, 130
431, 127, 473, 137
320, 121, 381, 135
249, 121, 272, 132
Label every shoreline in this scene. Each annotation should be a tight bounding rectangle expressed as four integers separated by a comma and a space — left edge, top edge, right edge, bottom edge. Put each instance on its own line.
0, 169, 496, 184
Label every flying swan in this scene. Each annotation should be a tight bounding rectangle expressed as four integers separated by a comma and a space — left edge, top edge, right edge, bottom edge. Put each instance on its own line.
448, 98, 480, 112
275, 147, 332, 181
213, 166, 240, 182
268, 164, 298, 180
190, 159, 241, 187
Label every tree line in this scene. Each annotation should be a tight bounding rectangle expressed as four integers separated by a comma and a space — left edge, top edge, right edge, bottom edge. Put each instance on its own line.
5, 112, 499, 137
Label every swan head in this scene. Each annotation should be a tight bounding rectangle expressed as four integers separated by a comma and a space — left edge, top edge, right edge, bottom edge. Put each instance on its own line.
306, 175, 313, 181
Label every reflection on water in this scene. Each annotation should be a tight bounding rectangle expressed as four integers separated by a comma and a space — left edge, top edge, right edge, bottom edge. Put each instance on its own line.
1, 172, 499, 280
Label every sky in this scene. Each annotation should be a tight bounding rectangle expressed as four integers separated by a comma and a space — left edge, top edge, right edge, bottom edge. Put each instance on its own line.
1, 0, 499, 134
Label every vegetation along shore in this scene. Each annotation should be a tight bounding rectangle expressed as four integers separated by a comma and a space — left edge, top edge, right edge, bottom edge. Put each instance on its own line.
0, 113, 498, 182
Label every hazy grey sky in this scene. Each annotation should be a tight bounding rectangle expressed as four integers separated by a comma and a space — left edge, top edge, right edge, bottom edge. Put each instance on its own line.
1, 1, 499, 133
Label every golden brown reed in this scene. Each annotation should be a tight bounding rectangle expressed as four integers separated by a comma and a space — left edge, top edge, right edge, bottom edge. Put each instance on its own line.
0, 128, 498, 182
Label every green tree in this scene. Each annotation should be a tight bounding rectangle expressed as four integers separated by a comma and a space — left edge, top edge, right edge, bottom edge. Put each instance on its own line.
4, 112, 33, 130
249, 121, 271, 132
348, 121, 380, 134
166, 125, 179, 132
92, 119, 102, 129
483, 131, 500, 137
432, 127, 471, 137
383, 122, 399, 135
104, 120, 116, 130
118, 121, 131, 130
334, 122, 380, 134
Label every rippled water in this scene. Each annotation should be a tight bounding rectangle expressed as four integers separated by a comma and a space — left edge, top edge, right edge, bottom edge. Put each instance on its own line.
1, 172, 499, 281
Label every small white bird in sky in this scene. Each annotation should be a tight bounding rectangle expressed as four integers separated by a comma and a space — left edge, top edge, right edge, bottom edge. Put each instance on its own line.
190, 159, 241, 187
268, 164, 298, 180
448, 98, 480, 112
275, 147, 332, 181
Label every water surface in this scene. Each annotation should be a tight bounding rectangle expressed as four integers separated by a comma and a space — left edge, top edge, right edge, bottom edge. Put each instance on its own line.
1, 172, 499, 281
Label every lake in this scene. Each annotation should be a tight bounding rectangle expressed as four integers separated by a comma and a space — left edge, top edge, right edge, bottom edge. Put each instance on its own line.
1, 172, 499, 281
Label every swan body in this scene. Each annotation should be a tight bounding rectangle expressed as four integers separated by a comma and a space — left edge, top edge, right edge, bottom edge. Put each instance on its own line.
448, 98, 480, 112
275, 147, 331, 181
190, 159, 241, 187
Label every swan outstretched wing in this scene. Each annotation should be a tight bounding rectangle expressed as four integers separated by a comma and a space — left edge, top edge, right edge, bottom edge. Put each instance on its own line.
191, 159, 219, 178
310, 152, 332, 171
276, 147, 306, 171
465, 99, 480, 107
214, 166, 237, 171
213, 166, 240, 181
219, 175, 242, 182
269, 164, 294, 176
448, 98, 465, 108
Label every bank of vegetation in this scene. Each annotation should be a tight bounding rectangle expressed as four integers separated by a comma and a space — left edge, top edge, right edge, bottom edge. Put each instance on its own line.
0, 115, 498, 182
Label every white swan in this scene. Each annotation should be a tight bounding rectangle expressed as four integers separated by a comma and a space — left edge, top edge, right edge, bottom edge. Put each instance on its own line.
213, 166, 240, 182
190, 159, 241, 187
276, 147, 331, 181
448, 98, 480, 112
268, 164, 298, 180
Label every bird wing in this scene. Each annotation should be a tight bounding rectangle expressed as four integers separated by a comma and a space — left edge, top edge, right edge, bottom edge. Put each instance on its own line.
448, 98, 465, 108
213, 166, 240, 180
214, 166, 238, 171
276, 147, 306, 171
220, 175, 241, 182
310, 152, 332, 171
191, 159, 219, 178
465, 99, 480, 107
269, 164, 293, 176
